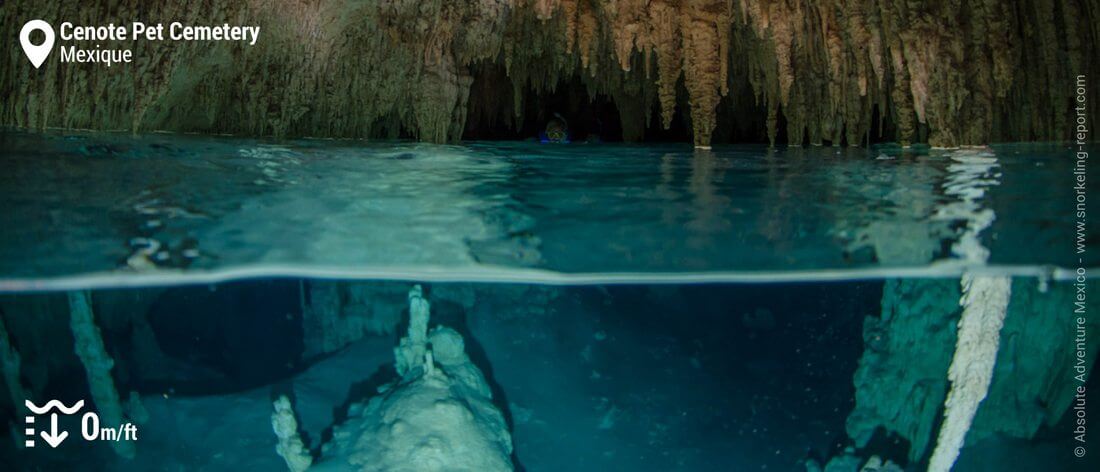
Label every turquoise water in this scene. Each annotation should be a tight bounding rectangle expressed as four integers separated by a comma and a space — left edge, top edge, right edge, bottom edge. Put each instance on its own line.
0, 130, 1096, 471
0, 130, 1093, 290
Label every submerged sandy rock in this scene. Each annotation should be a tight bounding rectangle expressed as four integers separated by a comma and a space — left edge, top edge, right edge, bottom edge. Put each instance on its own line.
2, 1, 1095, 147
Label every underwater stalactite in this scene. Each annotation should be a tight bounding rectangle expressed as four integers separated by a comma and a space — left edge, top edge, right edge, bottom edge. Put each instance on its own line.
68, 291, 137, 459
846, 278, 959, 462
300, 281, 405, 358
0, 316, 28, 418
927, 275, 1011, 472
1, 1, 1096, 146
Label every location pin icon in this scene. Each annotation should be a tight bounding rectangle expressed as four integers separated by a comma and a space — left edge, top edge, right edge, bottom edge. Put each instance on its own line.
20, 20, 55, 69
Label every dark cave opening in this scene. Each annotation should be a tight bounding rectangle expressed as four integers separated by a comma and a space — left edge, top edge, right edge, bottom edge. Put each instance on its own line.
139, 281, 305, 395
464, 65, 701, 144
462, 65, 909, 146
708, 78, 776, 145
464, 68, 628, 143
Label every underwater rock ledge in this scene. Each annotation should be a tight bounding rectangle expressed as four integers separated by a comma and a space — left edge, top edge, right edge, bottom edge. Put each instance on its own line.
2, 0, 1097, 147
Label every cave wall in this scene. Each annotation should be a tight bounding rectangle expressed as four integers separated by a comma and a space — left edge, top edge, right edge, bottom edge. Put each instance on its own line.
848, 278, 1100, 465
2, 0, 1097, 146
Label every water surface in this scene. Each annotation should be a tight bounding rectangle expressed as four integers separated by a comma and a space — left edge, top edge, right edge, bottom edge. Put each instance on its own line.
0, 130, 1092, 289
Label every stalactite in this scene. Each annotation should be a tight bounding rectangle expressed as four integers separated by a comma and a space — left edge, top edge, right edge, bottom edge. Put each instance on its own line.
1, 0, 1095, 145
927, 275, 1011, 472
847, 278, 959, 461
0, 315, 28, 415
68, 291, 135, 459
680, 3, 728, 147
649, 1, 682, 129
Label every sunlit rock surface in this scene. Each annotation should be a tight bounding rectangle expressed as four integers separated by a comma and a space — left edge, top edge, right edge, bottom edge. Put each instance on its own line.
2, 0, 1095, 146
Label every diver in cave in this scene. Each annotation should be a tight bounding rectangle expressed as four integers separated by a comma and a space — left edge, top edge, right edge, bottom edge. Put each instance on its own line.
539, 113, 571, 144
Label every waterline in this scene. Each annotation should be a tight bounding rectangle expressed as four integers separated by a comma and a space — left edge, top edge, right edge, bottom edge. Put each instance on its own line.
0, 262, 1088, 293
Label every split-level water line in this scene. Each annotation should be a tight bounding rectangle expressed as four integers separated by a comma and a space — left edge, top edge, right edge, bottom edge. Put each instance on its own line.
927, 148, 1012, 472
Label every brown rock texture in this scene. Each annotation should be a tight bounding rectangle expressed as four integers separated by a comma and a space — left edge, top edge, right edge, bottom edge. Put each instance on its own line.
1, 0, 1096, 146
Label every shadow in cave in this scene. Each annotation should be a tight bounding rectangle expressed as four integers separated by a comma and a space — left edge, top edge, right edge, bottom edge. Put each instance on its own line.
140, 280, 305, 395
464, 64, 692, 146
463, 60, 909, 146
427, 293, 527, 471
314, 362, 398, 453
593, 281, 879, 467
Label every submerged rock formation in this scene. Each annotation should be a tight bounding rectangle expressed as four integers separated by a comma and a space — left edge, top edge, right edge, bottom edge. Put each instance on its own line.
926, 275, 1010, 472
0, 316, 27, 414
300, 281, 406, 358
272, 395, 314, 472
2, 1, 1095, 147
847, 278, 1100, 467
67, 291, 137, 459
846, 278, 959, 462
276, 285, 514, 471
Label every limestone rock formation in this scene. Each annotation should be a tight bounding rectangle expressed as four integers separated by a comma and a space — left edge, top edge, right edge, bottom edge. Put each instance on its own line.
847, 277, 1100, 466
300, 281, 405, 358
927, 275, 1011, 472
0, 316, 27, 418
968, 278, 1100, 443
846, 278, 959, 461
289, 285, 514, 471
806, 448, 903, 472
68, 291, 136, 459
272, 395, 314, 472
2, 1, 1095, 147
